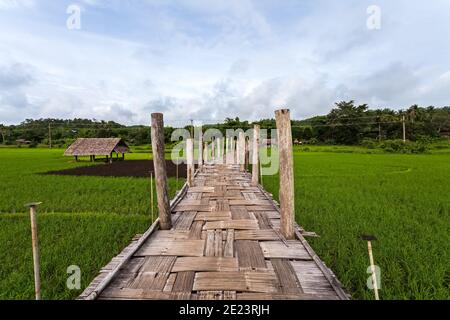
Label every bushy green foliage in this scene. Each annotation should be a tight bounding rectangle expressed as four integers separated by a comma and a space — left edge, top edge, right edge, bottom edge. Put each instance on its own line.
379, 140, 429, 154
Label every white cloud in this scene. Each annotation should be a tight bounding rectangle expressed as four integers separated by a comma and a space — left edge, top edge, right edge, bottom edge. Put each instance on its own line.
0, 0, 34, 10
0, 0, 450, 125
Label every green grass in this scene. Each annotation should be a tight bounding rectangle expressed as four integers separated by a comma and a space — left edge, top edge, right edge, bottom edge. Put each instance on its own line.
0, 148, 183, 215
1, 146, 449, 300
0, 212, 150, 299
262, 146, 450, 300
0, 148, 183, 299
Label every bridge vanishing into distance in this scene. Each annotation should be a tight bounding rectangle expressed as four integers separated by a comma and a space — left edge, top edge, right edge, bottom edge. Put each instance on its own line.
79, 110, 348, 300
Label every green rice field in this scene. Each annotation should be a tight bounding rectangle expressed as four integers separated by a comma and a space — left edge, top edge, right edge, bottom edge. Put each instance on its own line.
0, 146, 449, 299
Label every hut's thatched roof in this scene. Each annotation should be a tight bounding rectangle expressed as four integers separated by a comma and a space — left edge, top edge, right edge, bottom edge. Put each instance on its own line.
64, 138, 130, 156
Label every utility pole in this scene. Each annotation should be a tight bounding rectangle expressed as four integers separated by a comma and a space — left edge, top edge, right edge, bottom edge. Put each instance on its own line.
378, 122, 381, 142
402, 115, 406, 143
48, 123, 52, 149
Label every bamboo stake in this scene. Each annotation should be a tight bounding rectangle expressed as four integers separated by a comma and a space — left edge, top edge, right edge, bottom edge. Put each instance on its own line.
368, 241, 380, 300
26, 202, 42, 300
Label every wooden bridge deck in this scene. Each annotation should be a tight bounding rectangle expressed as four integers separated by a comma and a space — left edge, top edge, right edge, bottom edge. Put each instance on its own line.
79, 163, 348, 300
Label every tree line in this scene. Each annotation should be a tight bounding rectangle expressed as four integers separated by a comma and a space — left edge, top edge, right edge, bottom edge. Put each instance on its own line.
1, 101, 449, 147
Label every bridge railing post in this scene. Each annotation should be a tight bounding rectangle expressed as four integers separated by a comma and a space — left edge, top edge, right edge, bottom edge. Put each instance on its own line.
151, 113, 172, 230
275, 109, 295, 239
198, 129, 203, 171
238, 132, 245, 171
186, 138, 194, 186
252, 125, 260, 185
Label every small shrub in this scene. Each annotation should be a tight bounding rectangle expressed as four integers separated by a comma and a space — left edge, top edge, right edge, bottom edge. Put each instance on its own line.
361, 138, 377, 149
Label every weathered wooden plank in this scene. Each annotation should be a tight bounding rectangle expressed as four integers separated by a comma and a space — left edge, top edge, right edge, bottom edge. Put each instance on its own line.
245, 205, 275, 211
214, 229, 223, 257
193, 272, 278, 293
290, 261, 337, 296
229, 200, 272, 206
135, 240, 205, 257
205, 230, 215, 257
195, 211, 232, 221
146, 230, 190, 242
236, 293, 339, 300
235, 240, 266, 270
188, 221, 204, 240
215, 199, 230, 211
197, 291, 223, 300
254, 212, 272, 229
174, 205, 211, 212
230, 206, 251, 219
172, 257, 239, 272
187, 187, 215, 193
242, 192, 258, 200
272, 259, 302, 294
173, 211, 197, 230
100, 287, 191, 300
172, 271, 195, 292
223, 229, 234, 258
203, 220, 259, 230
163, 273, 177, 292
223, 291, 237, 300
259, 241, 312, 260
235, 229, 279, 241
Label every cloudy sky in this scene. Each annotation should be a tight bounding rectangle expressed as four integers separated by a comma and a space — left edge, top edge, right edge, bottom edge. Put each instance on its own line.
0, 0, 449, 125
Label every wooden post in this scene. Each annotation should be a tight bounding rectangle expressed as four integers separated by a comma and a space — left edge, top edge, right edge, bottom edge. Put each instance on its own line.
275, 109, 295, 240
252, 125, 260, 185
225, 137, 232, 165
244, 137, 249, 171
238, 132, 245, 171
26, 202, 42, 300
150, 171, 154, 222
204, 143, 208, 163
186, 138, 194, 187
216, 138, 221, 163
198, 130, 203, 171
211, 138, 215, 160
150, 113, 172, 230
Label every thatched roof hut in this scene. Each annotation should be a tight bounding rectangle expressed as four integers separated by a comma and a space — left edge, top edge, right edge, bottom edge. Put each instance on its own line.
64, 138, 130, 162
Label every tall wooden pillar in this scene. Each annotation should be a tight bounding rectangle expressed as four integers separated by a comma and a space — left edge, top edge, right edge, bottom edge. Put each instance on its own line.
275, 109, 295, 240
151, 113, 172, 230
198, 130, 203, 170
238, 132, 245, 171
186, 138, 194, 187
204, 143, 208, 163
252, 125, 260, 185
217, 138, 221, 162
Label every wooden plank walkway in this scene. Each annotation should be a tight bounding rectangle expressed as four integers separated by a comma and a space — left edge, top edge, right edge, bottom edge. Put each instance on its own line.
79, 163, 348, 300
